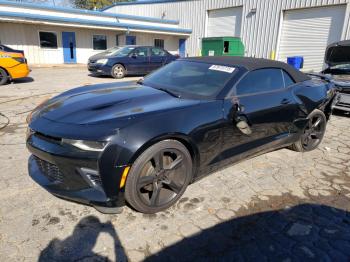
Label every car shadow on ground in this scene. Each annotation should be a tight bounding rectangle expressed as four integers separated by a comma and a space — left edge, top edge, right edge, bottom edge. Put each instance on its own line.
12, 77, 34, 84
88, 73, 143, 80
332, 109, 350, 118
145, 203, 350, 261
39, 200, 350, 261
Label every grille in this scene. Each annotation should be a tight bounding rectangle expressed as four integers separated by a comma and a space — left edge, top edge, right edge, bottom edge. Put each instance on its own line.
338, 94, 350, 104
340, 89, 350, 95
34, 156, 64, 183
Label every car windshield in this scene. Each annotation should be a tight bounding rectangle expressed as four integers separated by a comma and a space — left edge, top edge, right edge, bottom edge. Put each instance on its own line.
100, 46, 122, 56
142, 60, 236, 98
112, 46, 136, 57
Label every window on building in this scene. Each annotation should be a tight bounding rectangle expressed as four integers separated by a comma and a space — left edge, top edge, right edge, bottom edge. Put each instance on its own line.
116, 35, 119, 46
154, 39, 164, 49
39, 32, 58, 49
236, 69, 285, 96
93, 35, 107, 50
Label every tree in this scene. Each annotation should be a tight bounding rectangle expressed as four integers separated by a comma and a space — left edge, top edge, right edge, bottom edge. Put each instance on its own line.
72, 0, 134, 10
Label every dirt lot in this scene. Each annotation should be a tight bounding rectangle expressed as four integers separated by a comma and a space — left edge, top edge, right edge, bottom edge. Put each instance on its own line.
0, 67, 350, 261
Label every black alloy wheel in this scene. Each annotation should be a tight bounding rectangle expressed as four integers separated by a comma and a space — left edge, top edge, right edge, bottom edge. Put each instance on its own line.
290, 109, 327, 152
125, 140, 192, 213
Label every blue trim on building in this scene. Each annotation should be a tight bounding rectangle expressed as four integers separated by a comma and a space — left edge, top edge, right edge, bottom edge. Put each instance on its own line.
0, 11, 192, 34
101, 0, 189, 10
0, 0, 180, 24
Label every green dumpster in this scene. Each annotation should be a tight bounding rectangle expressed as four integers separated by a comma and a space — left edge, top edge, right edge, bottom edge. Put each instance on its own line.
202, 37, 244, 57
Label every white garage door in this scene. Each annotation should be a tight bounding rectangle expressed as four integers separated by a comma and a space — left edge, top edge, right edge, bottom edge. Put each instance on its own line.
207, 7, 243, 37
278, 5, 346, 72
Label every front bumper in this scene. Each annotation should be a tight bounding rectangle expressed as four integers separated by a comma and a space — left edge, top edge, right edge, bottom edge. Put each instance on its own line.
87, 63, 111, 75
26, 131, 127, 212
333, 92, 350, 112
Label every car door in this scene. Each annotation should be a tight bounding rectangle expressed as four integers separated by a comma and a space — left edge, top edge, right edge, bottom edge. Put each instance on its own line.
149, 47, 168, 71
127, 47, 150, 74
219, 68, 299, 164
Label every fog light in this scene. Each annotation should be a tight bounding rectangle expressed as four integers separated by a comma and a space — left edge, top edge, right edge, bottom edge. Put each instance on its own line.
79, 168, 102, 189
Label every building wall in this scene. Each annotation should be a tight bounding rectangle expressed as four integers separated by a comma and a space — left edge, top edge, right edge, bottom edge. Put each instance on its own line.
0, 22, 182, 65
105, 0, 350, 58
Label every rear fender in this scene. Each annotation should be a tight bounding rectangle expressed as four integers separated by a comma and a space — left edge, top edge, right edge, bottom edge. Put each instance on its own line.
294, 80, 334, 116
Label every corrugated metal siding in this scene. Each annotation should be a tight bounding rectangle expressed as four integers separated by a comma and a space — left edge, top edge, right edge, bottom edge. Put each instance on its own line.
278, 5, 346, 71
106, 0, 349, 57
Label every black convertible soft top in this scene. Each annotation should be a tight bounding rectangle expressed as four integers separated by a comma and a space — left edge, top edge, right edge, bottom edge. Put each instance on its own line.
184, 56, 311, 83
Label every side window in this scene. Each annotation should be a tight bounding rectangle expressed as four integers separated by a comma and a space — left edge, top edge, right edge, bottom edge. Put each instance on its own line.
282, 70, 295, 87
132, 47, 148, 57
151, 47, 166, 57
236, 69, 285, 96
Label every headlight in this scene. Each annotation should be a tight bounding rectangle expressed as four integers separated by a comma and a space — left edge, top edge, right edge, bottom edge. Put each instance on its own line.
96, 59, 108, 65
62, 139, 107, 152
26, 98, 50, 123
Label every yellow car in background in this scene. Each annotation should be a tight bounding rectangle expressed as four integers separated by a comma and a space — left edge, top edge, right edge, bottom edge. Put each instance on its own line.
0, 44, 30, 85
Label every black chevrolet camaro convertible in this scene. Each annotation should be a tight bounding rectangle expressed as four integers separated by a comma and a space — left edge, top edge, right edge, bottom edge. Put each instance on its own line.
26, 57, 336, 214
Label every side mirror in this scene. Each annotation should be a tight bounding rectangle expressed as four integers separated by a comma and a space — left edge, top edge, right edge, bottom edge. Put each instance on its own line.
236, 119, 252, 135
130, 53, 137, 59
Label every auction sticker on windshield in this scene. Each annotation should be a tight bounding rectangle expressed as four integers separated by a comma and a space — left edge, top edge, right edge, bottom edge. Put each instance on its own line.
209, 65, 236, 73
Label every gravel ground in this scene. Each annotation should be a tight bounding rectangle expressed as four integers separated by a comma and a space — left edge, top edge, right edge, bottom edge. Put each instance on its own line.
0, 67, 349, 261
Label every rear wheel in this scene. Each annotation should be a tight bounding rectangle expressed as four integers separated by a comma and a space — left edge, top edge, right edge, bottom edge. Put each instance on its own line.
290, 109, 327, 152
0, 68, 8, 86
125, 140, 193, 214
111, 64, 126, 79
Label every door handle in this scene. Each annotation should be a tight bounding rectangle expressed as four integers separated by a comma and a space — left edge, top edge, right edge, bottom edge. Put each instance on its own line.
281, 98, 291, 105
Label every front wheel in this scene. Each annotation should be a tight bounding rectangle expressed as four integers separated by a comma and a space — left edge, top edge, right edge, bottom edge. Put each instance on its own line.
111, 64, 126, 79
290, 109, 327, 152
125, 140, 193, 214
0, 68, 9, 86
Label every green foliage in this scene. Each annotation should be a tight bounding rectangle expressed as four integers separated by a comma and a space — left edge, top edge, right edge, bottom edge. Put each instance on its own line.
72, 0, 134, 10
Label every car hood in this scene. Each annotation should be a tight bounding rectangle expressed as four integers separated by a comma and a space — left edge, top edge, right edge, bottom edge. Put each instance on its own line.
88, 53, 110, 61
324, 40, 350, 67
332, 75, 350, 88
35, 82, 199, 125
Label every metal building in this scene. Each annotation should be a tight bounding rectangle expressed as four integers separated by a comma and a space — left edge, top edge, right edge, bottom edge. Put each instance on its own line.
0, 0, 191, 65
104, 0, 350, 71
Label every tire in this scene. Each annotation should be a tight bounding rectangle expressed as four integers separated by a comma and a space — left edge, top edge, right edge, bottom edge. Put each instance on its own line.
290, 109, 327, 152
125, 140, 193, 214
0, 68, 8, 86
111, 64, 126, 79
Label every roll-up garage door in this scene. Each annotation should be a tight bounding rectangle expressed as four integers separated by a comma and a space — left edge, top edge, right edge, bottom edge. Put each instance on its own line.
207, 7, 243, 37
278, 5, 346, 72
